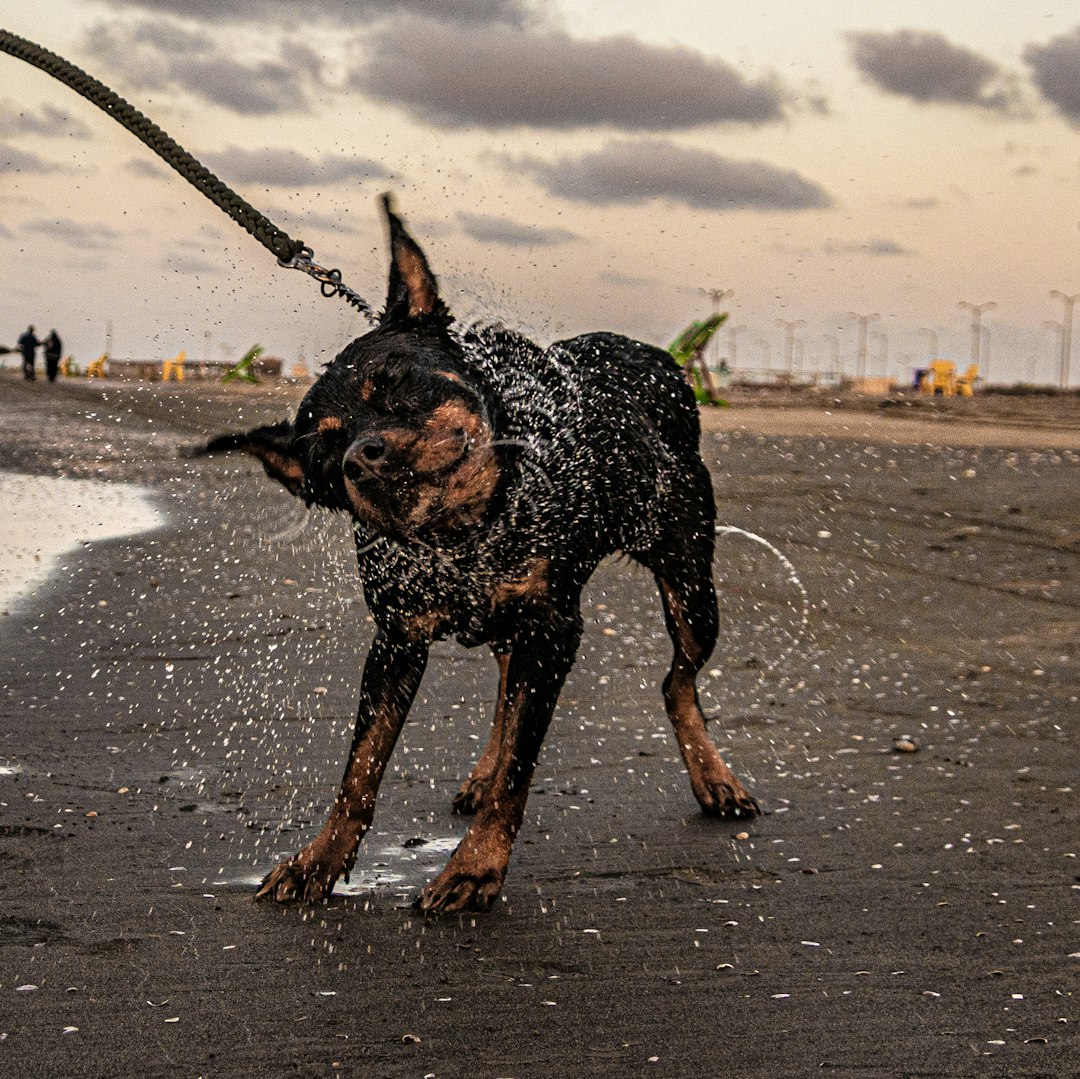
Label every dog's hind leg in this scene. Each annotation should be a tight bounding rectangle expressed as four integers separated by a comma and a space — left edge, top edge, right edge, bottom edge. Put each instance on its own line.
419, 614, 581, 912
636, 480, 759, 818
257, 630, 428, 902
453, 649, 510, 815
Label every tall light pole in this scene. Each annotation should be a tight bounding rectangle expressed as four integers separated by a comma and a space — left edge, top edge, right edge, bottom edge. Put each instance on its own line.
728, 324, 747, 377
822, 333, 840, 381
700, 287, 734, 370
1050, 290, 1080, 389
870, 330, 888, 380
919, 327, 939, 358
1043, 319, 1063, 389
958, 300, 996, 379
775, 318, 805, 378
847, 311, 880, 382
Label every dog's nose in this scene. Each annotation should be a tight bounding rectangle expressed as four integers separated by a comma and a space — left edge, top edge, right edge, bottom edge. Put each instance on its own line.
343, 435, 387, 481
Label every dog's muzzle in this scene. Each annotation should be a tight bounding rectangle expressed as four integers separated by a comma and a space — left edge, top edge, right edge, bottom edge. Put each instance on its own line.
343, 435, 388, 482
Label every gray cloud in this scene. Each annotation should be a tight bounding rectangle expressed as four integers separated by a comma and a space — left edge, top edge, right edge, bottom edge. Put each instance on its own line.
846, 29, 1016, 111
200, 146, 392, 188
83, 20, 313, 115
0, 144, 58, 174
24, 217, 123, 249
123, 157, 171, 179
897, 196, 940, 210
161, 252, 220, 274
99, 0, 539, 27
823, 237, 914, 257
264, 205, 362, 237
509, 139, 831, 212
0, 102, 90, 139
457, 212, 575, 247
598, 270, 654, 287
1024, 26, 1080, 125
354, 18, 787, 130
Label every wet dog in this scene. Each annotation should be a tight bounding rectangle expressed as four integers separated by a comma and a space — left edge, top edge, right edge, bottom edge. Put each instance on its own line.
196, 195, 758, 912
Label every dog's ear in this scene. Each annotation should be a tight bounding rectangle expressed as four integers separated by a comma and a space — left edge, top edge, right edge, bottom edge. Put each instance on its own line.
380, 193, 448, 325
184, 420, 306, 498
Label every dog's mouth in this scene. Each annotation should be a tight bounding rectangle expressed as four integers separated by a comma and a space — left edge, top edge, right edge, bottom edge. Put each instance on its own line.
341, 413, 501, 544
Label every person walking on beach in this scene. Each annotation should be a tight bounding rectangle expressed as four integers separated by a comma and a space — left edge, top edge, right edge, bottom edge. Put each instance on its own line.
17, 325, 40, 381
43, 330, 63, 383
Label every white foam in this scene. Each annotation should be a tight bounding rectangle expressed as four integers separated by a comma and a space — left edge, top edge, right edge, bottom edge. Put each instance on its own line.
0, 471, 163, 612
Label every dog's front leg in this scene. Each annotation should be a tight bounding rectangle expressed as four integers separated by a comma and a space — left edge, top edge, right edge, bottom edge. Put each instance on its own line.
452, 649, 510, 814
419, 617, 580, 913
258, 630, 428, 903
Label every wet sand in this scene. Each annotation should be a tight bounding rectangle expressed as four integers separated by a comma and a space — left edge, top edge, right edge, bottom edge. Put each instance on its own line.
0, 372, 1077, 1077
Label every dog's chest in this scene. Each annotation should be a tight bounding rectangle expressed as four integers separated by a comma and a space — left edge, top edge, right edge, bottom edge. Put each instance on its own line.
357, 538, 534, 646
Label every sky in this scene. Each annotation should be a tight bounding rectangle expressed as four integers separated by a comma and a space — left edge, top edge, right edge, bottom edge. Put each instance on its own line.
1, 1, 1079, 385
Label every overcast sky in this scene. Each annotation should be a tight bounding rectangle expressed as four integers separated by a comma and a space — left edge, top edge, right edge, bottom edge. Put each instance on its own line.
2, 1, 1079, 384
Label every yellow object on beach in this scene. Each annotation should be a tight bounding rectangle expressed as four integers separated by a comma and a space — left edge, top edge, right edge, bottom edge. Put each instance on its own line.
919, 360, 978, 397
162, 350, 186, 381
87, 353, 108, 378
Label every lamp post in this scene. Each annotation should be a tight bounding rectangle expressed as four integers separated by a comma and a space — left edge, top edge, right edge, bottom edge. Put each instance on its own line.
822, 333, 840, 381
919, 327, 939, 358
1049, 290, 1080, 389
958, 300, 996, 380
700, 287, 733, 370
775, 318, 805, 379
846, 311, 880, 382
870, 330, 888, 380
1043, 319, 1063, 389
727, 324, 747, 377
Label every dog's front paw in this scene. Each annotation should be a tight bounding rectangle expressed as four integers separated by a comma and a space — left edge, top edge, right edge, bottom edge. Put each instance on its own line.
416, 865, 506, 913
415, 833, 510, 913
256, 850, 345, 903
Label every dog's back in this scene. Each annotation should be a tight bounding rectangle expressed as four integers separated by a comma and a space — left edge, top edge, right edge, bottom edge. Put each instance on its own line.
464, 326, 708, 563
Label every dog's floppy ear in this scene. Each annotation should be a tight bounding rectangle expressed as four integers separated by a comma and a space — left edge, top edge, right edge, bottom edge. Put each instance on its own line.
185, 420, 306, 498
380, 193, 448, 325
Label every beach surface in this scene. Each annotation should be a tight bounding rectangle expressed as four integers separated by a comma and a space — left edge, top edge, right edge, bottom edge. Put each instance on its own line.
0, 372, 1077, 1078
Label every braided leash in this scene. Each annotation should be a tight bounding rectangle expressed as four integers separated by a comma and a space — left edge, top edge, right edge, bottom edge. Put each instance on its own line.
0, 28, 374, 319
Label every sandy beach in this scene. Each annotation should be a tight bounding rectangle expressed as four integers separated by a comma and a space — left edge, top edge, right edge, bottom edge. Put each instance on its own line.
0, 371, 1076, 1078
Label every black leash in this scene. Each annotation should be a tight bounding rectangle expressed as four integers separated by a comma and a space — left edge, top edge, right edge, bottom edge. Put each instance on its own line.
0, 28, 374, 319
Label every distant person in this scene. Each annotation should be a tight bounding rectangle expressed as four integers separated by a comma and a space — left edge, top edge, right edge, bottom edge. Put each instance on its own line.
43, 330, 63, 383
17, 325, 40, 381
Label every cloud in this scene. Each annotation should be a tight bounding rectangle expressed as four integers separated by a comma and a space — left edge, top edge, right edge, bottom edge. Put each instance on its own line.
1024, 26, 1080, 125
508, 139, 831, 212
264, 205, 363, 236
0, 143, 59, 174
846, 29, 1016, 111
24, 217, 123, 249
896, 196, 940, 210
161, 252, 220, 274
0, 102, 91, 139
354, 18, 787, 130
199, 146, 391, 188
99, 0, 538, 27
823, 237, 914, 257
598, 270, 654, 287
457, 212, 575, 247
123, 157, 171, 179
82, 20, 314, 115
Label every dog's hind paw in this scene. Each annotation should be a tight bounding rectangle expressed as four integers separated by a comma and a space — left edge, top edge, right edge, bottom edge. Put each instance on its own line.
451, 776, 488, 815
698, 780, 761, 819
256, 857, 340, 903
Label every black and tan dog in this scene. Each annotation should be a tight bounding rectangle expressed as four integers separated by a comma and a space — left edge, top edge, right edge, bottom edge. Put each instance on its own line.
197, 196, 758, 912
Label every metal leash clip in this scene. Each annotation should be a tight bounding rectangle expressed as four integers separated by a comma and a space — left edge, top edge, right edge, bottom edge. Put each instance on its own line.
278, 247, 375, 320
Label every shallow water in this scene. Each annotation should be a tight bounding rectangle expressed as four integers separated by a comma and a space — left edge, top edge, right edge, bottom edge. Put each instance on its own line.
0, 470, 163, 612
